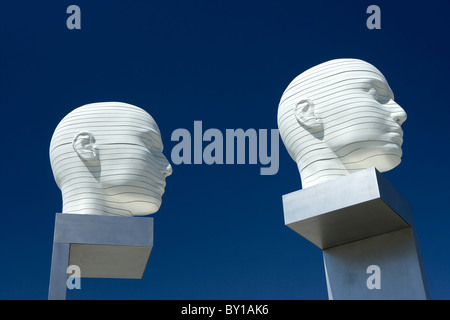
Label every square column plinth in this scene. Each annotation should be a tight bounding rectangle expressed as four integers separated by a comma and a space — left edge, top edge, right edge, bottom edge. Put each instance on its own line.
282, 167, 429, 300
48, 213, 153, 300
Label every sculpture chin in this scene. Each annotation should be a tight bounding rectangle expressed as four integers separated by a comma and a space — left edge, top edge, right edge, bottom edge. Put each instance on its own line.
127, 201, 161, 216
352, 153, 402, 173
102, 187, 164, 216
338, 141, 402, 173
373, 154, 402, 173
369, 143, 403, 173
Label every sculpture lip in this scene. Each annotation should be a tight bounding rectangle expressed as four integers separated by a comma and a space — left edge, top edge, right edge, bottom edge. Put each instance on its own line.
155, 181, 166, 195
390, 127, 404, 137
388, 130, 403, 145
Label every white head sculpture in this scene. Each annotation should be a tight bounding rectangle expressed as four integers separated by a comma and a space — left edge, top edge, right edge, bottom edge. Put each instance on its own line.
50, 102, 172, 216
278, 59, 407, 188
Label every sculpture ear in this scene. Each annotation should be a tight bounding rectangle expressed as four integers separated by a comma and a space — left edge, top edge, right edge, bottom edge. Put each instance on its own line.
294, 99, 323, 133
72, 132, 99, 163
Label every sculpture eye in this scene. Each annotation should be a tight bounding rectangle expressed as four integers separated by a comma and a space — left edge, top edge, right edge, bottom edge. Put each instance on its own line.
142, 131, 163, 153
145, 141, 154, 152
368, 87, 390, 104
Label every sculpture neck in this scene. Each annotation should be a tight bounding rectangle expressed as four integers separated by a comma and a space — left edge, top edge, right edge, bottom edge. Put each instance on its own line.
298, 155, 350, 189
61, 185, 133, 216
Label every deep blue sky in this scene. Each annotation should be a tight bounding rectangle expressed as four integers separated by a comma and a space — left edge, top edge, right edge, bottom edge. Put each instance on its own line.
0, 0, 448, 300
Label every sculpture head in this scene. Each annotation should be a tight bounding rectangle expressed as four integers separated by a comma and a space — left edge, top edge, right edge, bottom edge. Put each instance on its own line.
278, 59, 406, 188
50, 102, 172, 216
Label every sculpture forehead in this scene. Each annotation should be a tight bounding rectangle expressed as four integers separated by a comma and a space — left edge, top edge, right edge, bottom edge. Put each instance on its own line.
294, 59, 386, 83
279, 59, 392, 107
64, 102, 160, 131
50, 102, 162, 151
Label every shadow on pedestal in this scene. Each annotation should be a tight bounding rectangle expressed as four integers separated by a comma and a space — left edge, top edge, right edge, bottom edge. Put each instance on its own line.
48, 213, 153, 300
282, 167, 429, 300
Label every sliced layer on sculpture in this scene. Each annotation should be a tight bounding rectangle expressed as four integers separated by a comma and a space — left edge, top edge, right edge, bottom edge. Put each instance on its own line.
49, 102, 172, 216
277, 58, 407, 188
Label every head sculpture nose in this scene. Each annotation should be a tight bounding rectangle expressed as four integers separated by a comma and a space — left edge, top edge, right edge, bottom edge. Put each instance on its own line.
162, 160, 172, 177
391, 102, 407, 125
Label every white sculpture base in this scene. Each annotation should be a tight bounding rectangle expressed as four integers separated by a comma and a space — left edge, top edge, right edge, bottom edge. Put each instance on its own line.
48, 213, 153, 300
282, 167, 429, 299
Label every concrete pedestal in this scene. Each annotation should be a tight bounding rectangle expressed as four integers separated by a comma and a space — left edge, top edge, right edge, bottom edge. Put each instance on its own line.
48, 213, 153, 300
282, 167, 429, 299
